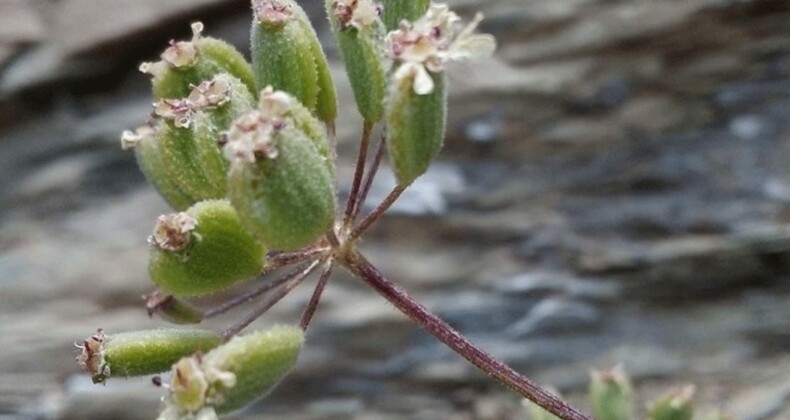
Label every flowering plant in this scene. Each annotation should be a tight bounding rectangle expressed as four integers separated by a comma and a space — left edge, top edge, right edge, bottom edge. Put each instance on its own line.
76, 1, 590, 419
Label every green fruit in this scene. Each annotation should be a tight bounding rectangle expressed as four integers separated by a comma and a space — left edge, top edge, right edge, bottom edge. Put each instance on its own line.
251, 1, 320, 112
228, 126, 336, 251
326, 0, 388, 123
76, 328, 221, 384
380, 0, 430, 30
126, 125, 194, 210
386, 70, 446, 186
648, 386, 696, 420
149, 200, 266, 296
590, 367, 634, 420
159, 326, 304, 418
142, 22, 256, 100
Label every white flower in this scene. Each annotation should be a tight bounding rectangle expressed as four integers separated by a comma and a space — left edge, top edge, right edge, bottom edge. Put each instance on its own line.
387, 4, 496, 94
332, 0, 381, 31
150, 213, 198, 252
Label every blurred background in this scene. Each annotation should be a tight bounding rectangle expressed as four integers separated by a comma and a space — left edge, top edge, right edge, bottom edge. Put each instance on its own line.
1, 0, 789, 418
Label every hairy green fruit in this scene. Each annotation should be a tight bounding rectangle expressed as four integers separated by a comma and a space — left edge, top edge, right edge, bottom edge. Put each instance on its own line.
76, 328, 221, 384
148, 200, 266, 296
386, 70, 446, 186
251, 0, 336, 123
145, 291, 204, 325
648, 386, 696, 420
142, 22, 256, 100
590, 367, 634, 420
326, 0, 388, 124
124, 125, 194, 210
227, 125, 335, 251
380, 0, 430, 30
158, 326, 304, 419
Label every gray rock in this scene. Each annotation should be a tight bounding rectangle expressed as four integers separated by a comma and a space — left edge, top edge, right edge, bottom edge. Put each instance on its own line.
506, 298, 602, 337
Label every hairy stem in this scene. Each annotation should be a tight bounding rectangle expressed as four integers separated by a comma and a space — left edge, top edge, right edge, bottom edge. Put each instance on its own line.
342, 121, 374, 230
353, 133, 386, 221
220, 260, 320, 339
299, 260, 334, 330
349, 185, 406, 240
204, 262, 320, 319
342, 251, 591, 420
266, 247, 328, 270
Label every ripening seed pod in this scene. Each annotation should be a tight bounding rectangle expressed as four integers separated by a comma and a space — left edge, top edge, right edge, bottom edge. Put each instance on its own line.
590, 366, 635, 420
521, 388, 562, 420
141, 22, 257, 100
76, 328, 221, 384
157, 326, 304, 419
648, 386, 696, 420
145, 291, 204, 325
250, 0, 337, 125
151, 74, 254, 201
224, 91, 336, 251
385, 6, 496, 185
123, 125, 194, 210
326, 0, 389, 124
148, 200, 266, 296
386, 70, 446, 186
380, 0, 430, 31
259, 86, 333, 174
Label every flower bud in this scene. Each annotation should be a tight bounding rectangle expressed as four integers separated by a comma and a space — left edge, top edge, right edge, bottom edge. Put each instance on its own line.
326, 0, 389, 124
76, 328, 221, 384
148, 200, 266, 296
385, 69, 446, 186
590, 366, 635, 420
648, 385, 696, 420
380, 0, 430, 31
250, 0, 337, 124
145, 291, 203, 325
141, 22, 257, 100
158, 326, 304, 419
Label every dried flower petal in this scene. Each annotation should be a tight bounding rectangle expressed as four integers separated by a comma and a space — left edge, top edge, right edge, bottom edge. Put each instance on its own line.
121, 124, 156, 150
252, 0, 292, 25
75, 329, 109, 384
150, 212, 198, 252
332, 0, 381, 30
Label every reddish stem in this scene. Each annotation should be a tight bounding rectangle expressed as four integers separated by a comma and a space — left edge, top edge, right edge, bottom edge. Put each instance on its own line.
299, 260, 334, 330
353, 133, 386, 220
204, 263, 318, 319
349, 185, 405, 240
342, 122, 374, 229
221, 260, 320, 339
342, 251, 591, 420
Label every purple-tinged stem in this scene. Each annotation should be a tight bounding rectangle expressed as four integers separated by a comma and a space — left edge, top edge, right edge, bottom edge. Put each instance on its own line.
210, 261, 319, 322
221, 260, 320, 339
266, 246, 328, 270
342, 251, 591, 420
299, 260, 334, 330
349, 185, 405, 240
342, 122, 374, 229
352, 133, 386, 221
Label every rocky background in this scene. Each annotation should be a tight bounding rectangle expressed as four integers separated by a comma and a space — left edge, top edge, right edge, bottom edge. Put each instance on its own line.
1, 0, 789, 419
